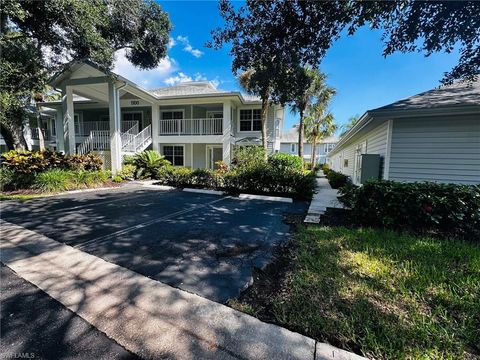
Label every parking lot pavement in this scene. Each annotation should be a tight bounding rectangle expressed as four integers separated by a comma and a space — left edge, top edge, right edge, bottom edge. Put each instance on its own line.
0, 264, 139, 360
1, 186, 307, 302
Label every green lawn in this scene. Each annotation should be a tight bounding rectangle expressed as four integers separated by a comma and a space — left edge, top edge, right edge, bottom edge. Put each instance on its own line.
241, 227, 480, 359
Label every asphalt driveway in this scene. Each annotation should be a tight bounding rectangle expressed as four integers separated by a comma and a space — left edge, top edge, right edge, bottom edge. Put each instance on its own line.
1, 186, 306, 302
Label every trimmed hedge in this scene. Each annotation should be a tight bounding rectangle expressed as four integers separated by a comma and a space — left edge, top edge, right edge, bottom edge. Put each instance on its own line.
268, 153, 303, 171
340, 180, 480, 240
324, 167, 350, 189
155, 165, 316, 200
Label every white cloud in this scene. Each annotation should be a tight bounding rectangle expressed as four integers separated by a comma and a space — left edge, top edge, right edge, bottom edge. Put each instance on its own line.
164, 72, 193, 86
168, 37, 176, 49
175, 35, 204, 58
113, 49, 177, 87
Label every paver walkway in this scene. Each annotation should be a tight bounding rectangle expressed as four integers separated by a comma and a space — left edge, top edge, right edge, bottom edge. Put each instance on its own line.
1, 220, 365, 360
304, 173, 344, 224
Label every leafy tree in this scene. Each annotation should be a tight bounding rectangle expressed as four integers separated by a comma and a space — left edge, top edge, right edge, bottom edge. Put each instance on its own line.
212, 1, 479, 85
290, 68, 335, 161
0, 0, 171, 150
340, 115, 361, 137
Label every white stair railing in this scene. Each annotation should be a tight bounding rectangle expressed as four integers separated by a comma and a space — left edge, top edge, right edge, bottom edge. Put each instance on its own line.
121, 122, 139, 152
77, 130, 110, 155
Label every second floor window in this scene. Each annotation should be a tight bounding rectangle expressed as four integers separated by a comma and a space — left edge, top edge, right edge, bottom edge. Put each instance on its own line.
239, 109, 262, 131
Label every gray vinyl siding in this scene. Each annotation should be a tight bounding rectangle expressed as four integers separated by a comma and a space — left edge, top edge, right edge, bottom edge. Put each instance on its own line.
389, 115, 480, 184
328, 121, 389, 181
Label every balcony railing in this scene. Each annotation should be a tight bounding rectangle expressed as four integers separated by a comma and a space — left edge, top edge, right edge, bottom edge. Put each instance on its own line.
159, 118, 222, 136
78, 120, 139, 136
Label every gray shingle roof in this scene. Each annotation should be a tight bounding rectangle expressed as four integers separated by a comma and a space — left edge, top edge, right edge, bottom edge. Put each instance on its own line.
372, 77, 480, 112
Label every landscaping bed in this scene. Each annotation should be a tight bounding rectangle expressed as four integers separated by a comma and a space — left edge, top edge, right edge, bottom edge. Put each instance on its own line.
0, 150, 120, 198
229, 226, 480, 359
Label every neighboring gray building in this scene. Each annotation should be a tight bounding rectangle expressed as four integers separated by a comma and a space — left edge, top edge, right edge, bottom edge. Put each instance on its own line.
279, 125, 339, 164
327, 79, 480, 185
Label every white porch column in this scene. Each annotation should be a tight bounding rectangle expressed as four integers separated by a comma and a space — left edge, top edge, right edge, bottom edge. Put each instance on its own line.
54, 110, 65, 153
222, 101, 232, 165
109, 81, 122, 174
151, 104, 159, 152
61, 86, 75, 154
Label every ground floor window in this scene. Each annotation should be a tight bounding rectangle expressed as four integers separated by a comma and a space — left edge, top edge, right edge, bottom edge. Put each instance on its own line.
163, 145, 184, 166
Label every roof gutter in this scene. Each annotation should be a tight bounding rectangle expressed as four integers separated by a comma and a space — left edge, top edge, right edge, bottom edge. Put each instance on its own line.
328, 111, 373, 156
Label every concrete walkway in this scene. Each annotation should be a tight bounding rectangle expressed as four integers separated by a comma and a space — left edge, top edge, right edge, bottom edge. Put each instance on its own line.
304, 174, 344, 224
1, 220, 365, 360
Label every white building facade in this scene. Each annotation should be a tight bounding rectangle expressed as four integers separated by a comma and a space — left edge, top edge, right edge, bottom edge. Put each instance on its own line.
36, 61, 284, 173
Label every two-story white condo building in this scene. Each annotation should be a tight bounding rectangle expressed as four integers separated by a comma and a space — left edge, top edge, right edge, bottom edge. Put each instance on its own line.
37, 61, 284, 173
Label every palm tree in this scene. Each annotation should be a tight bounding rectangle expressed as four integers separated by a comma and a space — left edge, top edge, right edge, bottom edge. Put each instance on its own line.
290, 68, 335, 162
238, 69, 270, 156
304, 105, 337, 166
340, 115, 361, 136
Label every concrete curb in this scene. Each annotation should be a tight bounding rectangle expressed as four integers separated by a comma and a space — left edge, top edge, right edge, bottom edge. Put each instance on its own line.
238, 193, 293, 203
183, 188, 224, 196
1, 220, 366, 360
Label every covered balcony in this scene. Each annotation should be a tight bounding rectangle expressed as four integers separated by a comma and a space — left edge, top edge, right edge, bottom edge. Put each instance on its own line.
158, 104, 223, 136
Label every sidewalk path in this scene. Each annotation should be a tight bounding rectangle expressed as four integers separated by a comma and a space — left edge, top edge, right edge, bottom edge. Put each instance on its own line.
1, 220, 365, 360
305, 173, 344, 224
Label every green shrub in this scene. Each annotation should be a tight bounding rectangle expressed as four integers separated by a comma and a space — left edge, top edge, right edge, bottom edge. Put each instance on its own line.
33, 169, 111, 193
112, 175, 123, 183
155, 166, 193, 187
0, 167, 16, 191
232, 146, 267, 170
224, 166, 316, 200
190, 168, 222, 189
117, 164, 136, 180
127, 150, 170, 179
321, 163, 329, 173
34, 169, 73, 192
340, 180, 480, 240
1, 150, 102, 175
268, 153, 303, 171
325, 169, 349, 189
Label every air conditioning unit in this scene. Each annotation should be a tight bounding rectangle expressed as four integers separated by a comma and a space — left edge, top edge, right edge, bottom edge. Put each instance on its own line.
360, 154, 381, 184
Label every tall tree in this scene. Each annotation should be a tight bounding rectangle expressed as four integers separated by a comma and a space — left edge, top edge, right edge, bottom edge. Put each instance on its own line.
237, 69, 271, 153
290, 68, 335, 161
0, 0, 171, 150
212, 1, 479, 85
304, 105, 336, 166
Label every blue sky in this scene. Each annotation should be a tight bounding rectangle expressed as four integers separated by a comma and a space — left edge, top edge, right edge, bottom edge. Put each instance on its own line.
113, 1, 459, 133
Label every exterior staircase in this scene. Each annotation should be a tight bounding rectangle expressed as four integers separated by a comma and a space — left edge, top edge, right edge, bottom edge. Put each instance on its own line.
77, 123, 152, 156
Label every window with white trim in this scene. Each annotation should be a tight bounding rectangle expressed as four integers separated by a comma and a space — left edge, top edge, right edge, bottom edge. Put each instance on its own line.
239, 109, 262, 131
324, 143, 335, 153
290, 143, 296, 153
163, 145, 184, 166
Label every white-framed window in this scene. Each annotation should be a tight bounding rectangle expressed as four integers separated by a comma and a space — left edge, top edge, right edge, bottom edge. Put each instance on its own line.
239, 109, 262, 131
74, 113, 81, 135
290, 143, 296, 153
161, 110, 184, 133
163, 145, 184, 166
324, 143, 335, 153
